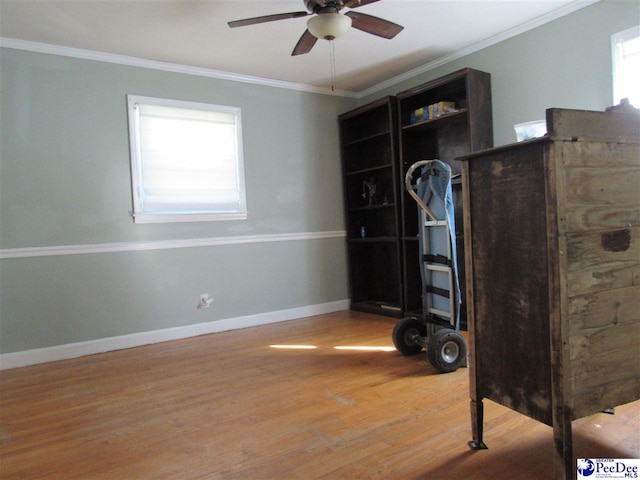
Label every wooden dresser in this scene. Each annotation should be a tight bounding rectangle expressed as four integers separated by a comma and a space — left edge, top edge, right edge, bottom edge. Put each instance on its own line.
459, 108, 640, 479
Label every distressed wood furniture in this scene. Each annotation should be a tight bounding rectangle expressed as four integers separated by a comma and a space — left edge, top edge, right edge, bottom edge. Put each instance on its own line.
397, 68, 493, 327
460, 107, 640, 480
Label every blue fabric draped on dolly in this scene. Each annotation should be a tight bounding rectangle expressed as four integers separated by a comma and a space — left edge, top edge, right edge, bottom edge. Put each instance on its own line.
416, 160, 461, 329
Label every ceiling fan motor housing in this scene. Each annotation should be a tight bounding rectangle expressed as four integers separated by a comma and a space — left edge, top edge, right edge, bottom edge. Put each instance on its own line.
305, 1, 344, 13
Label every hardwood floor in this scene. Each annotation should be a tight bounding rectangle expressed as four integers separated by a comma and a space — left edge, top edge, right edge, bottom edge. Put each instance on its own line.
1, 311, 638, 479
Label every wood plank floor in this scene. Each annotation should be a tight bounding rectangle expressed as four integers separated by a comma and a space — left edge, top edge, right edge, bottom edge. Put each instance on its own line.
1, 311, 638, 479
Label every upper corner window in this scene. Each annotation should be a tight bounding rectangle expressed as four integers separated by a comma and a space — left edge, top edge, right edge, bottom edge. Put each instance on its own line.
126, 95, 247, 224
612, 26, 640, 107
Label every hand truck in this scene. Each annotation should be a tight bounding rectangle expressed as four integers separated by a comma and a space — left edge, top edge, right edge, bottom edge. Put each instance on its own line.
392, 160, 467, 373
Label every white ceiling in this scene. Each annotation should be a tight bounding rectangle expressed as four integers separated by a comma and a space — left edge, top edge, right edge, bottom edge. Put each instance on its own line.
0, 0, 596, 95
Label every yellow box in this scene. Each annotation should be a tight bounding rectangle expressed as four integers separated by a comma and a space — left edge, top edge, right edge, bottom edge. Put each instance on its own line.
433, 101, 456, 118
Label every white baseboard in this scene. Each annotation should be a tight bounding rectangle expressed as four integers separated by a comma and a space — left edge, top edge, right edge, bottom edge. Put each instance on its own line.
0, 300, 350, 370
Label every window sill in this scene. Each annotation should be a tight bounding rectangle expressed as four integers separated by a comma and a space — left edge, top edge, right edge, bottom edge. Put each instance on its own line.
132, 212, 248, 224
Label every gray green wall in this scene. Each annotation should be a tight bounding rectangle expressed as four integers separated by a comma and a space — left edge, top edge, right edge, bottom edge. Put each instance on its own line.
1, 0, 638, 359
0, 49, 353, 356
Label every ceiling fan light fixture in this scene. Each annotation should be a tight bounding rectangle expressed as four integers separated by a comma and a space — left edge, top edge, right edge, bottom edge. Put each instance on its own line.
307, 13, 352, 40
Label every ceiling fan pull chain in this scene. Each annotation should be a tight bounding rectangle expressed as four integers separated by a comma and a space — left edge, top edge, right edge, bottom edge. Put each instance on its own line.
330, 39, 337, 91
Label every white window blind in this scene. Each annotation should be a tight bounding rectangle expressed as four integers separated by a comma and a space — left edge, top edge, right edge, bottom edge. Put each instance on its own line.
127, 95, 247, 223
612, 26, 640, 107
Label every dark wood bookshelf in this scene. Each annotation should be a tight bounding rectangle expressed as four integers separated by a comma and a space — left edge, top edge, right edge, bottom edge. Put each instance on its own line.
397, 68, 493, 329
339, 97, 401, 317
338, 69, 493, 323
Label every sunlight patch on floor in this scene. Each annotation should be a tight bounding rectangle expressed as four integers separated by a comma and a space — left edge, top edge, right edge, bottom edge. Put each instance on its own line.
269, 345, 318, 349
269, 344, 396, 352
333, 346, 396, 352
269, 345, 396, 352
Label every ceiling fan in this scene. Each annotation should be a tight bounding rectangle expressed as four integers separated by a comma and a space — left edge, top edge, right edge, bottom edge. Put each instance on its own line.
228, 0, 404, 56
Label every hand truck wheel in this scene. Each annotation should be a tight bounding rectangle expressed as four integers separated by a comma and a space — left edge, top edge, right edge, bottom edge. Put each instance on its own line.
427, 328, 467, 373
392, 317, 427, 356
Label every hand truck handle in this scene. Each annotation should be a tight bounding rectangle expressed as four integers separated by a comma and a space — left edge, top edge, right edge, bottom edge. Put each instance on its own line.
405, 160, 439, 222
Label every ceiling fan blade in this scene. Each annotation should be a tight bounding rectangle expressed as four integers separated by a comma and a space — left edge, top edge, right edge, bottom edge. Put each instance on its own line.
228, 11, 308, 28
292, 29, 318, 56
345, 11, 403, 39
343, 0, 380, 9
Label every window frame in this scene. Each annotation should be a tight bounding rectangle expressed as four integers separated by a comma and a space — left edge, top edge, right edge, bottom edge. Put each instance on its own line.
126, 95, 248, 224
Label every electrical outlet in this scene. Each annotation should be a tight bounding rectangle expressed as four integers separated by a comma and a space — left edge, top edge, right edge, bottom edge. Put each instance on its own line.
198, 293, 213, 309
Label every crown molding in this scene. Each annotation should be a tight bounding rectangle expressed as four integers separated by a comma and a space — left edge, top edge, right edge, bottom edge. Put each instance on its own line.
0, 0, 599, 100
0, 37, 357, 98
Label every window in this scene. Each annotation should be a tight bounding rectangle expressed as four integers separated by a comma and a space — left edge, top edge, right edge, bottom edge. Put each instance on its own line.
612, 26, 640, 107
127, 95, 247, 223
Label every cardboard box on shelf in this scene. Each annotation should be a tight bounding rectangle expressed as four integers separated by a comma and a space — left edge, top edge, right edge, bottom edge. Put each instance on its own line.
432, 101, 456, 118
